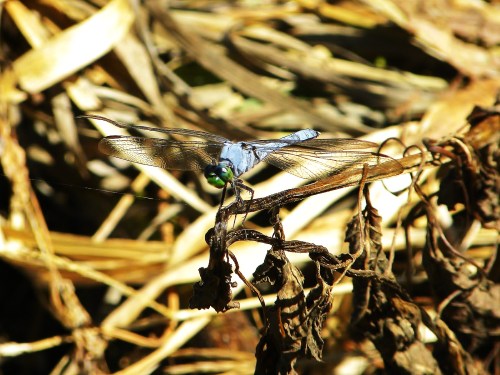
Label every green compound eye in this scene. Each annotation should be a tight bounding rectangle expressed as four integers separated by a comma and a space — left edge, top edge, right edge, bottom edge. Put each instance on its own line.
206, 175, 225, 188
217, 165, 233, 182
204, 164, 234, 189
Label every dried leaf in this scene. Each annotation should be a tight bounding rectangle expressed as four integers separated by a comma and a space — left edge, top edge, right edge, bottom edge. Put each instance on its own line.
12, 0, 135, 93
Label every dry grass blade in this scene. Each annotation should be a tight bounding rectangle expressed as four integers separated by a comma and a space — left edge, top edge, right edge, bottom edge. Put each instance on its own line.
365, 0, 500, 77
10, 0, 135, 93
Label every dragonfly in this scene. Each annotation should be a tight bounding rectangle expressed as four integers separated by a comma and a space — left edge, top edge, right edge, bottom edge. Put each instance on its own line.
84, 114, 398, 206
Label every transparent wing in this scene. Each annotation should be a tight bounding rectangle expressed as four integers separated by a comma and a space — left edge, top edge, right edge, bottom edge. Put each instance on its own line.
297, 138, 378, 151
99, 136, 224, 170
264, 141, 400, 179
84, 114, 230, 143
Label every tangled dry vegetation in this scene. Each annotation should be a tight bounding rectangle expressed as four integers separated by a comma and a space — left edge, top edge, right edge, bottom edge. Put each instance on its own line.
0, 1, 499, 374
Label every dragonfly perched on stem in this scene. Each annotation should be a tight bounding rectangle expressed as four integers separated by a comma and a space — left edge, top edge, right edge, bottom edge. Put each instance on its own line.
83, 114, 397, 209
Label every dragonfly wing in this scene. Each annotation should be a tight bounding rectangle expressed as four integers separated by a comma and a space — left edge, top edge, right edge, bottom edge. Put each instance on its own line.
99, 136, 224, 170
298, 138, 378, 151
264, 145, 400, 179
85, 114, 230, 143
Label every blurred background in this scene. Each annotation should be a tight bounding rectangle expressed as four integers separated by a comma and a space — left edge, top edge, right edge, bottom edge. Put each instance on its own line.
0, 0, 498, 374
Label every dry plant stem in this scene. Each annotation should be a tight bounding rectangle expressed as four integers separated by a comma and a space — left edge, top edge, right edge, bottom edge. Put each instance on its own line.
0, 115, 87, 328
436, 290, 463, 318
225, 153, 423, 217
484, 237, 498, 276
386, 144, 429, 281
332, 164, 371, 287
93, 173, 151, 241
227, 250, 267, 321
356, 164, 369, 258
0, 335, 71, 357
413, 183, 487, 279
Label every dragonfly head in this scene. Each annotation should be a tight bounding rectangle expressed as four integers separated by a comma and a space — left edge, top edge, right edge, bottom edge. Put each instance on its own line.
204, 163, 234, 189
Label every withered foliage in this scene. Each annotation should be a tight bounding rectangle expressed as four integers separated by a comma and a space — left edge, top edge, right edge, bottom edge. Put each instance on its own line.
0, 1, 499, 374
420, 104, 500, 360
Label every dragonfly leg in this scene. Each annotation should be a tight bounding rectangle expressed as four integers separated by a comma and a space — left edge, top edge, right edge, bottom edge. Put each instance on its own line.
219, 183, 229, 211
234, 179, 254, 227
